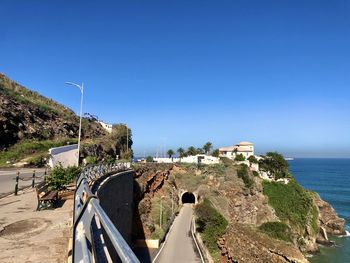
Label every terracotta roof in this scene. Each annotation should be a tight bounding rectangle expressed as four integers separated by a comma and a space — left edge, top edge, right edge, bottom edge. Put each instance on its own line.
237, 141, 254, 146
219, 146, 236, 152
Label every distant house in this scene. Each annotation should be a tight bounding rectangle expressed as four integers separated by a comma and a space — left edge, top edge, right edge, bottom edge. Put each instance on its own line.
98, 120, 113, 133
219, 141, 254, 159
154, 154, 220, 165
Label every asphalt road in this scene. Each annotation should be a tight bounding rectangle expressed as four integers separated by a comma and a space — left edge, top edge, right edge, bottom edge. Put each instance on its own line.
154, 204, 201, 263
0, 168, 46, 196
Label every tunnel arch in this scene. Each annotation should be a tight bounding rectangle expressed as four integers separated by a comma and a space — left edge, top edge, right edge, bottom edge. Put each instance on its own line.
181, 192, 196, 204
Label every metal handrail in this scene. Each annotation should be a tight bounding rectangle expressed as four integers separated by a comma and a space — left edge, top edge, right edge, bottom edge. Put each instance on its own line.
72, 162, 139, 263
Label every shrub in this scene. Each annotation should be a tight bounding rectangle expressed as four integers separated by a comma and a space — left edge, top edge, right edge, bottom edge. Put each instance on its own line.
259, 152, 290, 179
252, 171, 259, 177
28, 155, 47, 167
248, 155, 258, 164
237, 164, 253, 189
263, 180, 317, 231
259, 222, 291, 242
46, 165, 81, 190
195, 198, 228, 261
85, 156, 98, 165
146, 156, 154, 162
234, 153, 246, 161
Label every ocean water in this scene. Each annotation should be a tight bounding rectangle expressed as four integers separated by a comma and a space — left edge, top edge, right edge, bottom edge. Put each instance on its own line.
289, 158, 350, 263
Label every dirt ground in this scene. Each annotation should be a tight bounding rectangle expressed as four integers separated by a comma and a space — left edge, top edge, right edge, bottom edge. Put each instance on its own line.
0, 188, 72, 263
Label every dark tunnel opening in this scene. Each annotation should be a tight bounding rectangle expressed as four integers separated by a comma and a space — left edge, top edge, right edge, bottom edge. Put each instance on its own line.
181, 192, 195, 204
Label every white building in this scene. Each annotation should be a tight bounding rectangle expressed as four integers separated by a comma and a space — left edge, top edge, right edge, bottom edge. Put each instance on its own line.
98, 121, 113, 133
219, 141, 254, 160
154, 154, 220, 165
48, 144, 78, 168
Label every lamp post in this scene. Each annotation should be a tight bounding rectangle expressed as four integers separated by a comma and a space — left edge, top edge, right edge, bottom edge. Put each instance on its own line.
66, 81, 84, 166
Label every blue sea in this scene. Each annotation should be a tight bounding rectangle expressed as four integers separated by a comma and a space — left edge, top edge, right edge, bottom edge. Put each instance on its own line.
289, 158, 350, 263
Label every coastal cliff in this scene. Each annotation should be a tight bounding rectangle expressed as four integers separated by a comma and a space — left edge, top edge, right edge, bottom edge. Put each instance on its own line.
132, 161, 345, 263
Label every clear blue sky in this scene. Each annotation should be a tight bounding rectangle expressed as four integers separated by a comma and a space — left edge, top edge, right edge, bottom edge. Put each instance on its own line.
1, 1, 350, 157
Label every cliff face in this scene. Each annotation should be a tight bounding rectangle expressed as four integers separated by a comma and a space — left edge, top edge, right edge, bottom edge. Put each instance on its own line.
132, 163, 345, 263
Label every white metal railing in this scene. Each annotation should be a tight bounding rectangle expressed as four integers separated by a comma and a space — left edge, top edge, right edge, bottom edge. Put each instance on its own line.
72, 163, 140, 263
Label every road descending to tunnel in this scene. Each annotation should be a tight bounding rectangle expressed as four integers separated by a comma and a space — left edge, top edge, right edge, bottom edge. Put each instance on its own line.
154, 204, 202, 263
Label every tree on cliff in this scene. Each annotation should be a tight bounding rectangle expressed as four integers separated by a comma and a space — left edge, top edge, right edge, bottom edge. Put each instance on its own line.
203, 142, 213, 155
110, 124, 133, 159
167, 149, 174, 158
248, 155, 258, 164
259, 152, 290, 179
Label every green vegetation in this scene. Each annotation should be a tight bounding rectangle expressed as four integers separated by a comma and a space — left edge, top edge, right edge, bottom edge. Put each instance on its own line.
237, 164, 254, 189
263, 180, 318, 232
187, 146, 197, 156
177, 147, 185, 158
175, 171, 207, 191
0, 138, 77, 167
146, 156, 154, 162
259, 222, 291, 242
85, 156, 98, 165
0, 76, 76, 118
212, 149, 219, 157
149, 196, 172, 240
28, 155, 48, 167
46, 165, 81, 191
259, 152, 290, 179
248, 155, 258, 164
167, 149, 174, 158
195, 198, 228, 262
203, 142, 213, 155
234, 153, 246, 161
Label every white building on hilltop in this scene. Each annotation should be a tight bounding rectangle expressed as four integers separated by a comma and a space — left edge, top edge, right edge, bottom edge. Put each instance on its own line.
98, 120, 113, 133
219, 141, 254, 159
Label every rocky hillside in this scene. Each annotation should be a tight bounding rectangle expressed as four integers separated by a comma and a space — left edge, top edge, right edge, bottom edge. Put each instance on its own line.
0, 73, 107, 150
132, 161, 345, 263
0, 73, 132, 166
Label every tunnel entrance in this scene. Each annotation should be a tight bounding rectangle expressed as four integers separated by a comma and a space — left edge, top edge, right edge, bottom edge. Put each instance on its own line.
181, 192, 195, 204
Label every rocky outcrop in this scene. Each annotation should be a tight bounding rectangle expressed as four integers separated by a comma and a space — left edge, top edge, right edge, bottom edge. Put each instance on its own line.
134, 164, 173, 197
314, 193, 345, 240
219, 225, 308, 263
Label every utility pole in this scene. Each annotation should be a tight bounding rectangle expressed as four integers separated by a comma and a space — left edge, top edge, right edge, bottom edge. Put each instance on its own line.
66, 82, 84, 166
160, 198, 163, 229
126, 124, 129, 153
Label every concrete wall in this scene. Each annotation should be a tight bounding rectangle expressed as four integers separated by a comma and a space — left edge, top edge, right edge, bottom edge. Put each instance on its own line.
96, 171, 134, 245
154, 154, 220, 164
48, 144, 78, 168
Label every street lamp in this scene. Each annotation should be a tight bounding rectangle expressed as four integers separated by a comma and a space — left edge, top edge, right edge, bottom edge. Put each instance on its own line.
66, 81, 84, 166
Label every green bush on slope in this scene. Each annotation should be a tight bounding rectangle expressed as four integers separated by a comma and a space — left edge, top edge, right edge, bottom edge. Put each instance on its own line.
263, 180, 318, 234
195, 198, 228, 261
259, 221, 292, 242
46, 165, 81, 191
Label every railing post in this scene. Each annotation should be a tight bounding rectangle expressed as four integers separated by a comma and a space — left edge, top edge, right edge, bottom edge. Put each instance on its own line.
32, 170, 35, 188
15, 171, 19, 195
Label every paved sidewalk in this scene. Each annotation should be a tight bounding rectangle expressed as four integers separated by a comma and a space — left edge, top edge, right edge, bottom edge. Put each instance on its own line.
0, 188, 72, 263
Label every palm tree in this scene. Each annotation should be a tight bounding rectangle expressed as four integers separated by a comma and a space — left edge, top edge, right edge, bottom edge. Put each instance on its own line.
177, 147, 185, 158
167, 149, 175, 158
203, 142, 212, 155
187, 146, 197, 156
